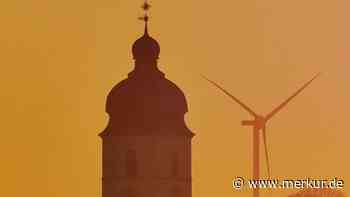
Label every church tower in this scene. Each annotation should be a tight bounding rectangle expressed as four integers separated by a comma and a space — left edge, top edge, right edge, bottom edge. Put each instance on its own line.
99, 1, 194, 197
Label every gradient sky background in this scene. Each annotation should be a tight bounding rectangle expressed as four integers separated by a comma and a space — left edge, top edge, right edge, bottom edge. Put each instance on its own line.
0, 0, 349, 197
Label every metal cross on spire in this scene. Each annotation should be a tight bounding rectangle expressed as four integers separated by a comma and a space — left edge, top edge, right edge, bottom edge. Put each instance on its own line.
138, 0, 151, 35
139, 0, 151, 22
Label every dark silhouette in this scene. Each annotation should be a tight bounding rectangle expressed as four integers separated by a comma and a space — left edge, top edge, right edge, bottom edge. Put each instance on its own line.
203, 73, 320, 197
125, 150, 138, 177
99, 1, 194, 197
171, 152, 180, 177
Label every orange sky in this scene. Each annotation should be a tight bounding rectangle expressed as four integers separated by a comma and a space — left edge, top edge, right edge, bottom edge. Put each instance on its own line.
0, 0, 348, 197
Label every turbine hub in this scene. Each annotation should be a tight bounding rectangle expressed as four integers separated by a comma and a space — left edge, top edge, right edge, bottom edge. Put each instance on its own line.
241, 115, 266, 129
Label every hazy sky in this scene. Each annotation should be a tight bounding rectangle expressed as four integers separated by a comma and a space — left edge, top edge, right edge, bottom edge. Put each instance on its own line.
0, 0, 348, 197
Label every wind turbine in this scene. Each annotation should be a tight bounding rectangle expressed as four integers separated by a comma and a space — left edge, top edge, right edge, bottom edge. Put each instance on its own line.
203, 73, 320, 197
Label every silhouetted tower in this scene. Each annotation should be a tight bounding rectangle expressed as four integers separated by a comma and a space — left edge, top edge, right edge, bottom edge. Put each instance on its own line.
99, 1, 194, 197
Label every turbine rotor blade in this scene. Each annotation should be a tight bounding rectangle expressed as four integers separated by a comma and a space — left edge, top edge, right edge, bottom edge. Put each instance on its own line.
262, 125, 271, 178
202, 75, 258, 117
265, 73, 321, 121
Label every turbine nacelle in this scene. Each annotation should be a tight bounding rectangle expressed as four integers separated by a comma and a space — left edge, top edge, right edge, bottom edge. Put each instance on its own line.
242, 116, 266, 130
241, 120, 255, 126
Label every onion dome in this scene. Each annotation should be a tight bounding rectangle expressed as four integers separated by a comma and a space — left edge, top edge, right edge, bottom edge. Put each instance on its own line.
132, 21, 160, 60
101, 74, 192, 137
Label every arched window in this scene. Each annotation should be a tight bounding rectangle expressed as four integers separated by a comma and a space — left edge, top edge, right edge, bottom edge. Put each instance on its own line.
126, 149, 138, 177
171, 187, 182, 197
121, 187, 137, 197
171, 152, 179, 177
